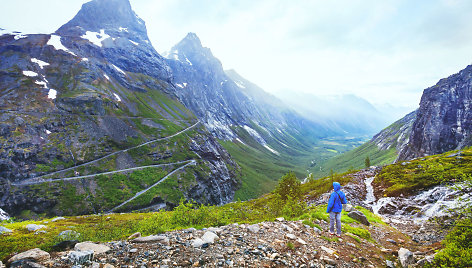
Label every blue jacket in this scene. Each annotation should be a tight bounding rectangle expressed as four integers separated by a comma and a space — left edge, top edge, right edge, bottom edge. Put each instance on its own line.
326, 182, 347, 213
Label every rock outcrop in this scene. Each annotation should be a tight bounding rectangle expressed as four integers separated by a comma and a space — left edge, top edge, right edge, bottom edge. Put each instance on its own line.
398, 64, 472, 160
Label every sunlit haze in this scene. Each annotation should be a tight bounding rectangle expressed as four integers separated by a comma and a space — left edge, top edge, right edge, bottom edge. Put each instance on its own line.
2, 0, 472, 111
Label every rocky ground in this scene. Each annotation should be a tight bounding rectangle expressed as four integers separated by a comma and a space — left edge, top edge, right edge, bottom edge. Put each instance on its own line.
2, 214, 439, 268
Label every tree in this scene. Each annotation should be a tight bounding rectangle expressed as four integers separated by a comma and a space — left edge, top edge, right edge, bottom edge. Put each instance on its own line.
274, 172, 302, 201
365, 156, 371, 168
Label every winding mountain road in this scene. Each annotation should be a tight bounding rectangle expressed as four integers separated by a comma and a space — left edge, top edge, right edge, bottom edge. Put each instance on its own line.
108, 160, 196, 212
20, 121, 200, 183
13, 160, 195, 186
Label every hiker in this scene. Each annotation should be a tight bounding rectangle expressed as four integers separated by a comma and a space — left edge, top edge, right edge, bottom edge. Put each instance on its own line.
326, 181, 347, 237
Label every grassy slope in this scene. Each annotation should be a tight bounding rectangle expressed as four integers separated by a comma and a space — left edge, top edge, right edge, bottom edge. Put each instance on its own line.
312, 141, 397, 178
375, 146, 472, 196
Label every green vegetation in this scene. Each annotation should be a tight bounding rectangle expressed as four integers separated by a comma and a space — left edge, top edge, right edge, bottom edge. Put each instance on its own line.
1, 171, 385, 261
313, 141, 397, 178
221, 123, 363, 200
429, 219, 472, 268
375, 147, 472, 196
429, 175, 472, 267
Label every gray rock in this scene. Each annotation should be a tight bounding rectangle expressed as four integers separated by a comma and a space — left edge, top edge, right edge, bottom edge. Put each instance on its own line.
313, 227, 321, 234
247, 224, 260, 233
52, 240, 78, 251
344, 204, 354, 212
10, 259, 46, 268
74, 242, 111, 254
201, 231, 219, 244
387, 239, 397, 244
67, 251, 94, 265
347, 210, 370, 226
0, 226, 12, 234
320, 255, 336, 265
57, 230, 80, 240
132, 235, 169, 245
386, 260, 395, 268
286, 234, 297, 240
26, 224, 46, 232
192, 238, 204, 248
7, 248, 50, 264
51, 217, 66, 222
398, 248, 415, 268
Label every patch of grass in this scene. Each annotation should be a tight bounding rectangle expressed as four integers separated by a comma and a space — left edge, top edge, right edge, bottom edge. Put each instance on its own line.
302, 219, 315, 228
376, 147, 472, 196
342, 224, 371, 241
286, 241, 295, 250
320, 235, 339, 242
345, 232, 361, 243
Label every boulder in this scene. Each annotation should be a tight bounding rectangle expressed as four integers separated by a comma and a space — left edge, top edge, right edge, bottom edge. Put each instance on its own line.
10, 259, 46, 268
67, 250, 94, 265
7, 248, 50, 264
286, 234, 297, 240
50, 217, 66, 222
57, 230, 80, 240
132, 235, 169, 245
320, 246, 336, 255
0, 226, 12, 234
398, 248, 415, 267
344, 204, 354, 212
127, 232, 141, 240
386, 260, 395, 268
26, 224, 46, 232
201, 231, 219, 244
192, 238, 204, 248
247, 224, 260, 233
74, 242, 111, 254
348, 210, 370, 226
51, 240, 78, 251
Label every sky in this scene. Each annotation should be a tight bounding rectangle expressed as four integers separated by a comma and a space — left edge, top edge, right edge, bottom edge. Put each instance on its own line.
2, 0, 472, 111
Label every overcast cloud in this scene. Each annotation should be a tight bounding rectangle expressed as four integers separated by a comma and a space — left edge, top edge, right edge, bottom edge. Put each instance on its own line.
2, 0, 472, 110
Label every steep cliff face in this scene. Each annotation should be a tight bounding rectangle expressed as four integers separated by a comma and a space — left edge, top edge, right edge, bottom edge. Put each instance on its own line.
372, 110, 417, 153
398, 65, 472, 160
0, 0, 238, 217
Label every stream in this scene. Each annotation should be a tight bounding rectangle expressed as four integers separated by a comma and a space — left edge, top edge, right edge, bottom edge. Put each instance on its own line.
363, 177, 471, 224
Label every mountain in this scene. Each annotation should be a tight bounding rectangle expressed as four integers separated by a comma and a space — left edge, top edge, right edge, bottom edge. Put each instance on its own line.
164, 33, 362, 199
318, 63, 472, 176
312, 110, 416, 177
0, 0, 238, 217
398, 64, 472, 160
272, 91, 391, 136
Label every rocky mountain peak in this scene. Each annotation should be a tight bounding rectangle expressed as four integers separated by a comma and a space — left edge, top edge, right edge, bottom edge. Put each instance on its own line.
166, 32, 222, 71
398, 64, 472, 160
56, 0, 148, 40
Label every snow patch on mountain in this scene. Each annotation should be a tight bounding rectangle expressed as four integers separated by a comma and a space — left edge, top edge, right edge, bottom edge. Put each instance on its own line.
47, 35, 76, 56
23, 70, 38, 77
0, 28, 27, 40
48, 89, 57, 99
112, 64, 126, 75
81, 29, 110, 47
113, 93, 122, 102
31, 58, 49, 69
129, 40, 139, 46
243, 125, 279, 155
35, 80, 48, 88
